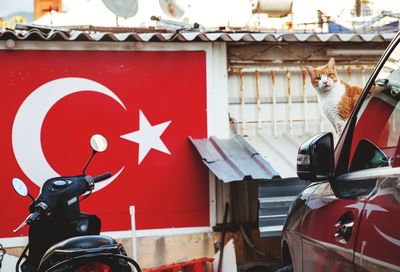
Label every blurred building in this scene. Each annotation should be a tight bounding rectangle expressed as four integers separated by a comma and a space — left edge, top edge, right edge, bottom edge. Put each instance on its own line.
34, 0, 62, 20
28, 0, 400, 33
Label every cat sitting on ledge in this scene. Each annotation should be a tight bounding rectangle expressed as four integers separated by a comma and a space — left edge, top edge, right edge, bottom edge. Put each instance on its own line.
306, 57, 363, 136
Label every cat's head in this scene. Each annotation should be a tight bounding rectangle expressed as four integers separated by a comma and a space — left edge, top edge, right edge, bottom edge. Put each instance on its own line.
306, 57, 339, 93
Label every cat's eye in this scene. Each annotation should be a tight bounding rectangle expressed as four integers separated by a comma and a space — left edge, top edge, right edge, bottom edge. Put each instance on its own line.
328, 73, 335, 78
316, 76, 321, 80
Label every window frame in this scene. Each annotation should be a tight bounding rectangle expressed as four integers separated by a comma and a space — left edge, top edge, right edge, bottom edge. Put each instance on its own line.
335, 32, 400, 176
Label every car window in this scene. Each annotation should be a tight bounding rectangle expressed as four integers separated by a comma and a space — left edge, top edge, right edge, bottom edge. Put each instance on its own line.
349, 46, 400, 170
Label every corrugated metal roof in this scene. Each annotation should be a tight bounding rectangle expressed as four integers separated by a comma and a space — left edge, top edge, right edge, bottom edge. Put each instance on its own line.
189, 135, 280, 182
0, 28, 397, 43
244, 133, 314, 178
190, 134, 311, 236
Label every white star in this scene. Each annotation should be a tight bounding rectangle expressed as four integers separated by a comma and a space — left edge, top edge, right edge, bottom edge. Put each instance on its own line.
121, 110, 171, 164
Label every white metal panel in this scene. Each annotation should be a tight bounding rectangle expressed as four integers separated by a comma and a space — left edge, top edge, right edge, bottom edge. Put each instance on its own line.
228, 63, 375, 177
245, 134, 313, 178
229, 65, 374, 136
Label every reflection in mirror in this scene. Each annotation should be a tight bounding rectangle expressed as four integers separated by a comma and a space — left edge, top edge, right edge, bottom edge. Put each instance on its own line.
373, 45, 400, 98
90, 134, 108, 152
314, 133, 335, 179
12, 178, 28, 197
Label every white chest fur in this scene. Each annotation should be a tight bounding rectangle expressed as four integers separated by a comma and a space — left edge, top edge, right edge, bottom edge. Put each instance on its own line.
316, 82, 346, 132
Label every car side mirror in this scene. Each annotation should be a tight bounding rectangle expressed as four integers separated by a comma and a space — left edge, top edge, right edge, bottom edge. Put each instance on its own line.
297, 132, 335, 181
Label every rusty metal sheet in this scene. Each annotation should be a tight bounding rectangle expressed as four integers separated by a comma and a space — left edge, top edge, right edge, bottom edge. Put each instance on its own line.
190, 135, 280, 183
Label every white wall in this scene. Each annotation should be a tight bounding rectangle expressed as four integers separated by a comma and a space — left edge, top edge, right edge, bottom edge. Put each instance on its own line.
228, 64, 375, 138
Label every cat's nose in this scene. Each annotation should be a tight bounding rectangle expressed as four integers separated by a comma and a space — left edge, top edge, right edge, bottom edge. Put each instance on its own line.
322, 80, 328, 85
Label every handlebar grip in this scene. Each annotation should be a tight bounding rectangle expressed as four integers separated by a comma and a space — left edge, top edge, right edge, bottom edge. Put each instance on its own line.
93, 172, 112, 183
26, 211, 41, 225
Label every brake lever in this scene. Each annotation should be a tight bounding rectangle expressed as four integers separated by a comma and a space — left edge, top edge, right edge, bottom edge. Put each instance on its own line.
13, 218, 28, 233
13, 209, 44, 233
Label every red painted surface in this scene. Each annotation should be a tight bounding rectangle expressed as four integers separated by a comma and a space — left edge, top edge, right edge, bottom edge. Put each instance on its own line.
354, 185, 400, 271
300, 183, 362, 271
0, 50, 209, 238
143, 258, 214, 272
350, 97, 392, 160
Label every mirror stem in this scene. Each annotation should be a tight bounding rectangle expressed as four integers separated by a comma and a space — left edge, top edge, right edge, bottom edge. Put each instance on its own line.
82, 150, 97, 176
27, 193, 35, 202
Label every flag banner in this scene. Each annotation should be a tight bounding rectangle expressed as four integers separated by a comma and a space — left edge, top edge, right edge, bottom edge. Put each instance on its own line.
0, 50, 209, 238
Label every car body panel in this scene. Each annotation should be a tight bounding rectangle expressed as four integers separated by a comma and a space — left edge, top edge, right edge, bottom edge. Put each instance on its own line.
282, 183, 320, 271
300, 182, 363, 272
281, 31, 400, 272
354, 174, 400, 272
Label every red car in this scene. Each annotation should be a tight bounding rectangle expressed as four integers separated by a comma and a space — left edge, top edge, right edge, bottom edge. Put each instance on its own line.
279, 33, 400, 271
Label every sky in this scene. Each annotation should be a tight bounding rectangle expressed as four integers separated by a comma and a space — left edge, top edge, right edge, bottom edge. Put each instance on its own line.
0, 0, 356, 18
0, 0, 33, 16
0, 0, 349, 19
2, 0, 400, 24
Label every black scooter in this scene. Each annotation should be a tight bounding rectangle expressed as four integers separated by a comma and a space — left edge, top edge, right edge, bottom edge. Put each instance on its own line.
12, 134, 141, 272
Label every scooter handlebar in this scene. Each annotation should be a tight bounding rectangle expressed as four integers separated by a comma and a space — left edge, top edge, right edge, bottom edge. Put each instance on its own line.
26, 201, 48, 224
26, 211, 41, 225
92, 172, 112, 183
14, 209, 43, 233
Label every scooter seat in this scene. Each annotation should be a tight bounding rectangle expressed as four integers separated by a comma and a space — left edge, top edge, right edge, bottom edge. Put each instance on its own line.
39, 235, 125, 271
45, 235, 117, 251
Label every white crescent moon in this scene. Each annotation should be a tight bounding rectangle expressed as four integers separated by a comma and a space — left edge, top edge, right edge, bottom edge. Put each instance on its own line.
12, 77, 126, 192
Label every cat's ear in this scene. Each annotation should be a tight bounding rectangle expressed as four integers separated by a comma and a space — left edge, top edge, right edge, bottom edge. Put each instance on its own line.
327, 57, 336, 69
305, 66, 314, 77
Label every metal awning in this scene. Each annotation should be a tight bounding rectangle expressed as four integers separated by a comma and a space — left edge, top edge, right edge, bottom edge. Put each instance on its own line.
0, 28, 396, 43
190, 135, 312, 237
189, 135, 280, 182
244, 133, 315, 178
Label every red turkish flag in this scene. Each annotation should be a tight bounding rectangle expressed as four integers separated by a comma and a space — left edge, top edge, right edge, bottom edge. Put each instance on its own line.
0, 50, 209, 238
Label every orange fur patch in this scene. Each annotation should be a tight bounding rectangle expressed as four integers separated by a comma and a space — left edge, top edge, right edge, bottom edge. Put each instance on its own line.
337, 80, 363, 120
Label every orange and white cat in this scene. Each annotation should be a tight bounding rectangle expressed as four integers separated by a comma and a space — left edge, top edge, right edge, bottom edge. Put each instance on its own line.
306, 57, 363, 135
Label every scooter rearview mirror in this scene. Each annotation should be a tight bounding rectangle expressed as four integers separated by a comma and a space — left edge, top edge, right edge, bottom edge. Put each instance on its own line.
83, 134, 108, 175
12, 178, 29, 197
90, 134, 108, 153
